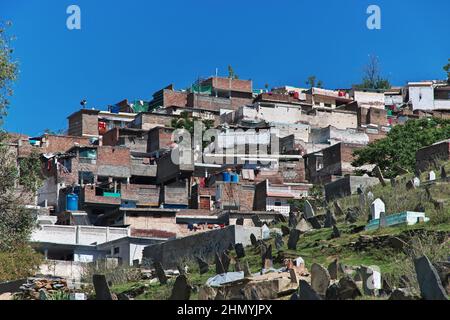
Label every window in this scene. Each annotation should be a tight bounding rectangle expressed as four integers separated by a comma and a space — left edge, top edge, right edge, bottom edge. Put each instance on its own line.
274, 201, 282, 206
113, 247, 120, 254
79, 171, 94, 185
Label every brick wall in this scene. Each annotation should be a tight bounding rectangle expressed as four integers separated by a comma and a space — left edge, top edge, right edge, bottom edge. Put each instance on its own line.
203, 77, 253, 93
97, 146, 130, 167
148, 127, 174, 153
163, 90, 188, 108
415, 140, 450, 172
68, 110, 99, 137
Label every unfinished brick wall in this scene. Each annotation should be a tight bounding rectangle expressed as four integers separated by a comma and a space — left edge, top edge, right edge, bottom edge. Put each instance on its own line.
203, 77, 253, 93
163, 90, 188, 108
102, 128, 120, 146
97, 146, 130, 167
132, 113, 176, 130
147, 127, 174, 153
42, 135, 92, 154
415, 140, 450, 172
68, 110, 99, 137
279, 160, 306, 183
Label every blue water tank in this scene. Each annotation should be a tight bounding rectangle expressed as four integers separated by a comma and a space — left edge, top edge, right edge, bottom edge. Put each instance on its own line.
231, 173, 239, 183
222, 172, 231, 182
66, 193, 79, 211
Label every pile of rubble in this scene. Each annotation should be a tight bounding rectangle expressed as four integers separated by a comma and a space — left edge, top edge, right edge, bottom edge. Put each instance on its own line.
16, 276, 68, 300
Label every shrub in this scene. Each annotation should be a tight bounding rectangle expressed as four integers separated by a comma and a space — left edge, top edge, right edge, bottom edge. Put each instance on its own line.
0, 246, 43, 282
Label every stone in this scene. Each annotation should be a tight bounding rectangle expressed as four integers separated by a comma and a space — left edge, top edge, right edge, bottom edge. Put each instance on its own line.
250, 233, 257, 246
328, 259, 339, 280
379, 211, 387, 228
359, 266, 381, 296
251, 215, 263, 227
406, 180, 415, 190
236, 217, 244, 225
324, 210, 337, 228
429, 171, 436, 181
296, 218, 312, 232
261, 224, 270, 240
281, 225, 290, 236
287, 229, 301, 250
274, 233, 284, 250
414, 255, 448, 300
334, 201, 345, 216
153, 261, 168, 285
370, 198, 385, 220
290, 292, 299, 300
311, 263, 331, 296
169, 275, 191, 300
367, 191, 374, 202
413, 177, 420, 187
289, 268, 298, 284
304, 200, 315, 219
198, 286, 217, 300
93, 274, 113, 300
298, 280, 322, 300
358, 192, 366, 210
288, 212, 297, 228
441, 166, 447, 179
215, 252, 225, 275
390, 178, 397, 188
261, 245, 273, 269
388, 288, 419, 300
331, 225, 341, 239
307, 216, 322, 229
373, 166, 386, 187
337, 276, 362, 300
325, 283, 340, 300
234, 243, 245, 259
196, 257, 209, 275
221, 251, 231, 273
243, 261, 252, 278
345, 207, 361, 223
250, 287, 260, 300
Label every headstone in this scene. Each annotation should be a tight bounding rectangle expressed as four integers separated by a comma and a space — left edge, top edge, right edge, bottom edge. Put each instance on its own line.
250, 233, 257, 246
373, 166, 386, 187
289, 268, 298, 284
215, 252, 225, 275
390, 178, 397, 188
328, 259, 339, 280
221, 251, 231, 273
153, 261, 168, 285
169, 275, 191, 300
379, 211, 387, 228
406, 180, 415, 190
331, 225, 341, 239
414, 255, 448, 300
337, 276, 362, 300
324, 210, 337, 228
296, 218, 312, 232
358, 192, 366, 210
429, 171, 436, 181
251, 215, 263, 227
311, 263, 331, 296
298, 280, 322, 300
234, 260, 242, 272
243, 261, 252, 278
413, 177, 420, 188
359, 266, 381, 296
307, 216, 322, 229
39, 289, 48, 300
345, 207, 361, 223
261, 245, 273, 269
304, 200, 315, 219
441, 166, 447, 179
261, 224, 270, 240
281, 225, 290, 236
334, 201, 344, 216
196, 257, 209, 275
325, 283, 340, 300
93, 274, 113, 300
234, 243, 245, 259
236, 217, 244, 225
287, 229, 301, 250
274, 233, 284, 250
250, 287, 260, 300
288, 212, 297, 228
370, 198, 385, 220
356, 186, 363, 195
367, 191, 374, 202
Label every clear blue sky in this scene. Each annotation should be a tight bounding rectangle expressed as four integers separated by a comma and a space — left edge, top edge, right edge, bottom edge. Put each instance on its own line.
1, 0, 449, 136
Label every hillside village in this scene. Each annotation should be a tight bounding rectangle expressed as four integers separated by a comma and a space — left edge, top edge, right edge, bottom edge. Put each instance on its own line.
1, 75, 450, 300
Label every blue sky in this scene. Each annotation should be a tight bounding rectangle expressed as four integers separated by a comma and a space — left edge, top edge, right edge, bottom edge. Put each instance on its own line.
1, 0, 449, 136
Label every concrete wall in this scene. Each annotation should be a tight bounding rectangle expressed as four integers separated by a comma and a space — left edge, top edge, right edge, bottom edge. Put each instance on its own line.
39, 260, 86, 282
324, 175, 380, 201
142, 225, 262, 268
415, 140, 450, 172
409, 84, 434, 110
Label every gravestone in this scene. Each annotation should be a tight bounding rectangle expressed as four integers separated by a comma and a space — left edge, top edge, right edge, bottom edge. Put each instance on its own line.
236, 217, 244, 226
234, 260, 242, 272
93, 274, 113, 300
390, 178, 397, 188
311, 263, 331, 296
308, 216, 322, 229
356, 187, 364, 195
234, 243, 245, 258
331, 225, 341, 239
370, 198, 385, 220
429, 171, 436, 181
288, 212, 297, 228
250, 288, 260, 300
169, 275, 191, 300
251, 215, 263, 227
261, 245, 273, 269
298, 280, 322, 300
287, 229, 301, 250
373, 166, 386, 187
274, 233, 284, 250
250, 233, 257, 246
281, 225, 290, 236
221, 251, 231, 273
413, 177, 420, 188
153, 261, 168, 285
324, 210, 337, 228
441, 166, 447, 179
261, 224, 270, 240
414, 255, 448, 300
296, 218, 312, 232
215, 252, 225, 275
337, 276, 362, 300
334, 201, 345, 216
196, 257, 209, 275
359, 192, 366, 210
328, 259, 339, 280
289, 268, 298, 284
345, 207, 361, 223
406, 180, 415, 190
243, 261, 252, 278
359, 266, 381, 296
379, 211, 387, 228
367, 191, 374, 202
304, 200, 315, 219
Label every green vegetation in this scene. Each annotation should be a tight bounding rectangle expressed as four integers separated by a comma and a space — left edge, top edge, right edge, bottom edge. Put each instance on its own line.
354, 54, 391, 90
0, 21, 17, 123
305, 75, 323, 88
352, 117, 450, 178
444, 58, 450, 83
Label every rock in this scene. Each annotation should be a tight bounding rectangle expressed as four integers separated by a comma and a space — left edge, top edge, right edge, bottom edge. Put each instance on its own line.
414, 255, 448, 300
196, 257, 209, 275
388, 288, 419, 300
296, 218, 312, 233
331, 225, 341, 239
334, 201, 345, 216
324, 210, 337, 228
287, 229, 301, 250
198, 286, 216, 300
215, 252, 225, 275
337, 277, 362, 300
311, 263, 331, 296
153, 262, 168, 285
307, 216, 322, 229
298, 280, 322, 300
93, 274, 113, 300
169, 275, 191, 300
234, 243, 245, 259
325, 283, 340, 300
281, 225, 290, 236
328, 259, 339, 280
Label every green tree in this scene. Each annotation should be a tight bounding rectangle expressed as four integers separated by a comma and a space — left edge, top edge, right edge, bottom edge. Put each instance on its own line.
306, 75, 323, 88
352, 118, 450, 178
170, 112, 215, 148
0, 21, 17, 124
227, 65, 239, 80
444, 58, 450, 83
355, 55, 391, 90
